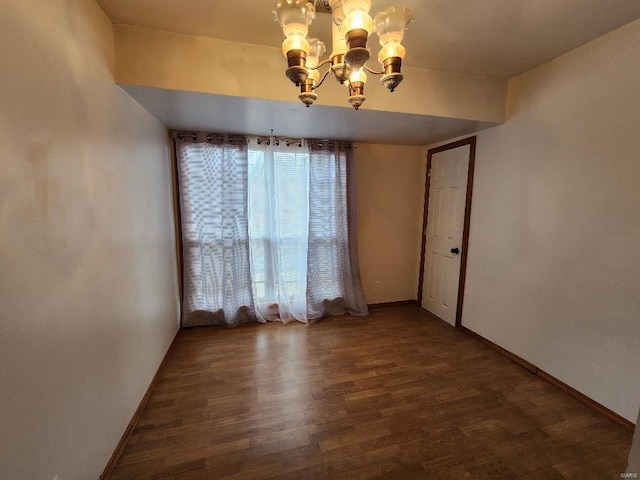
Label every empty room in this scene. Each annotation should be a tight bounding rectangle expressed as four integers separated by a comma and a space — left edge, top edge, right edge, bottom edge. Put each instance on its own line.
1, 0, 640, 479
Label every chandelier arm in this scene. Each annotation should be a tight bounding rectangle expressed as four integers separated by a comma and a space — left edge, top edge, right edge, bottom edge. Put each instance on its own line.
309, 58, 333, 71
314, 69, 333, 90
363, 64, 384, 75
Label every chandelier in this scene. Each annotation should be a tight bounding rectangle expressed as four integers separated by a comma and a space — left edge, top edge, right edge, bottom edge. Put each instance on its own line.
273, 0, 413, 110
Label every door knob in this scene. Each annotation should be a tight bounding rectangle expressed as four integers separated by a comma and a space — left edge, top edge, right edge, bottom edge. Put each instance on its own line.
451, 247, 460, 255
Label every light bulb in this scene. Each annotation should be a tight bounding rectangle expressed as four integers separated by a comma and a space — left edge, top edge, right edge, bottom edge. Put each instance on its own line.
282, 34, 310, 57
343, 10, 373, 35
378, 42, 406, 63
349, 68, 367, 84
373, 7, 413, 45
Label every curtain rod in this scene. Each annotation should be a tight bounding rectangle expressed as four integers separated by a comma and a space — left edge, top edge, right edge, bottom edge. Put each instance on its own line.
254, 137, 357, 149
169, 130, 356, 149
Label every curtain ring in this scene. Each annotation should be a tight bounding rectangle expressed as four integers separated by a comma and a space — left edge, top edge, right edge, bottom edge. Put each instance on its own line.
177, 132, 197, 140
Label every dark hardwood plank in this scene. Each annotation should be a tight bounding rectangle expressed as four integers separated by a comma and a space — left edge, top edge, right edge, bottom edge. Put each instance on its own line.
108, 305, 632, 479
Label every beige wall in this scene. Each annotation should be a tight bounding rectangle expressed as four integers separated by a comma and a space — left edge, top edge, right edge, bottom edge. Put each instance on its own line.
113, 25, 508, 123
355, 144, 424, 304
0, 1, 180, 479
427, 19, 640, 422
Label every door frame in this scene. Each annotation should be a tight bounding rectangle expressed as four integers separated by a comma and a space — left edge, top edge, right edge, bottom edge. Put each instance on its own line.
417, 136, 477, 328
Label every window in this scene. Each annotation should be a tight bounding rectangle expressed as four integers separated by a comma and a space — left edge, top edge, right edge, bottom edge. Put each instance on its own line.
175, 134, 367, 326
248, 148, 310, 304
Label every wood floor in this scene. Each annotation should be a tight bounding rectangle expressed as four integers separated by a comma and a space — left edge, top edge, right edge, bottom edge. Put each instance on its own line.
110, 304, 632, 479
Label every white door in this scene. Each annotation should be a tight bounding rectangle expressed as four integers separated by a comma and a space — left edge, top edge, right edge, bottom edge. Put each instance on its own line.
421, 145, 470, 326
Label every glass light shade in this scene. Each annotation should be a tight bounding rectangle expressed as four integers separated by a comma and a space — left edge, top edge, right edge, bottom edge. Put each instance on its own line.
343, 10, 373, 35
273, 0, 316, 37
341, 0, 371, 17
307, 38, 326, 67
281, 34, 310, 57
373, 7, 413, 45
331, 20, 347, 57
307, 68, 321, 82
328, 0, 343, 11
349, 68, 367, 84
378, 42, 406, 62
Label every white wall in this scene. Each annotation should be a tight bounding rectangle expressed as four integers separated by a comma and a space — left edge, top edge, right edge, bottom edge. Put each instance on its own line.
355, 144, 424, 304
443, 19, 640, 422
0, 1, 180, 479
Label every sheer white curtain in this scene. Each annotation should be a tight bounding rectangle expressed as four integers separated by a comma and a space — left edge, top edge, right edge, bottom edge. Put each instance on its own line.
248, 142, 310, 323
175, 132, 368, 327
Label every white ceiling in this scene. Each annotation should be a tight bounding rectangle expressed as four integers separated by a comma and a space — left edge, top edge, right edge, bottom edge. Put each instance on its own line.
122, 85, 498, 146
98, 0, 640, 77
99, 1, 640, 144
